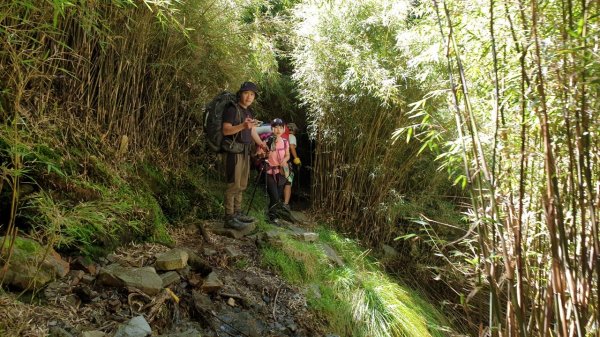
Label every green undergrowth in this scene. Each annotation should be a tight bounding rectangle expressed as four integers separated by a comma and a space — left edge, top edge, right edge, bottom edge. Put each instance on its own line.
0, 118, 270, 259
0, 125, 182, 258
136, 161, 223, 221
260, 226, 453, 337
21, 161, 174, 256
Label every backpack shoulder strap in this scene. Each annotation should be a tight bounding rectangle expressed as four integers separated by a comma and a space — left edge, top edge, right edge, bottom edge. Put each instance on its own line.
228, 103, 244, 142
266, 135, 275, 150
233, 103, 241, 124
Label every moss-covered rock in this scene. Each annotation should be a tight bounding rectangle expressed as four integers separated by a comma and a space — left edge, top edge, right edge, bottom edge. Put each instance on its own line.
0, 236, 70, 290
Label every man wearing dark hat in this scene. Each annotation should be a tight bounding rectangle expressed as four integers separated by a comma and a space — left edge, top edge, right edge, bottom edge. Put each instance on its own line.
222, 81, 267, 229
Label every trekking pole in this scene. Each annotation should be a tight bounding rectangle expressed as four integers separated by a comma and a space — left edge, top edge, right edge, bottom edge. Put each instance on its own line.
295, 163, 300, 193
245, 160, 267, 215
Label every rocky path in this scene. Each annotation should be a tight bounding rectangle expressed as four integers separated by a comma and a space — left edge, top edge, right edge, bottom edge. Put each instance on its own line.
0, 213, 334, 337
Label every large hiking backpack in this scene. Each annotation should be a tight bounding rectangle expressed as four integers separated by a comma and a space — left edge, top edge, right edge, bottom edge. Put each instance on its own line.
203, 91, 237, 152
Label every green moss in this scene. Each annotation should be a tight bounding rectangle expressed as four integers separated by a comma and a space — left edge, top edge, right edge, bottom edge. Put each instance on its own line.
0, 236, 40, 254
87, 156, 122, 186
133, 191, 172, 246
136, 162, 225, 222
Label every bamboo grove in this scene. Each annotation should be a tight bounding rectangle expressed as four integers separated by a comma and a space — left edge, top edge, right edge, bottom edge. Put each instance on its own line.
290, 0, 599, 335
0, 0, 266, 161
435, 1, 599, 335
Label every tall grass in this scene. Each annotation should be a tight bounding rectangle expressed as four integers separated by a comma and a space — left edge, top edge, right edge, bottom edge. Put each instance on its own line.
261, 227, 452, 337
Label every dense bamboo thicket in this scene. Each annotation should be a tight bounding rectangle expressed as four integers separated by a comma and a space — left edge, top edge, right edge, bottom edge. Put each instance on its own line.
290, 0, 456, 245
0, 0, 263, 159
291, 0, 599, 335
433, 1, 599, 335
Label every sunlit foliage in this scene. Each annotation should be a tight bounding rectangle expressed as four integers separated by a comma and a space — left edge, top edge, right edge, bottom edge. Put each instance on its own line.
290, 0, 457, 246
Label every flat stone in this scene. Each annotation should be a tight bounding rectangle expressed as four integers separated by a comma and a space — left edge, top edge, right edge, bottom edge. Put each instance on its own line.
201, 272, 223, 294
208, 220, 256, 239
71, 256, 98, 275
191, 290, 214, 314
271, 218, 294, 228
262, 230, 286, 247
291, 232, 318, 242
155, 248, 189, 271
304, 283, 322, 299
224, 246, 241, 258
218, 310, 262, 337
203, 248, 217, 256
98, 264, 162, 295
81, 274, 96, 284
181, 248, 212, 276
290, 211, 310, 224
160, 271, 181, 288
67, 270, 85, 286
304, 232, 319, 241
81, 331, 106, 337
113, 315, 151, 337
320, 244, 344, 267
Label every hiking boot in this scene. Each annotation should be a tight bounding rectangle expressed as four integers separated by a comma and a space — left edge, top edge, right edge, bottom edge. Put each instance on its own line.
224, 216, 249, 230
234, 211, 255, 223
282, 203, 291, 211
269, 202, 296, 223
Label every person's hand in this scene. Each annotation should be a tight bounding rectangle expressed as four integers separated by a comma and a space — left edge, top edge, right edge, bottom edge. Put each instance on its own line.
256, 147, 265, 157
293, 157, 301, 166
243, 117, 254, 129
256, 141, 268, 154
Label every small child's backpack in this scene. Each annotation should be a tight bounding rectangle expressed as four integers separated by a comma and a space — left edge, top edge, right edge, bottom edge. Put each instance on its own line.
203, 91, 237, 152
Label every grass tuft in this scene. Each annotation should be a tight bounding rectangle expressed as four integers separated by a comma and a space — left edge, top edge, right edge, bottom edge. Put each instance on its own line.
261, 225, 452, 337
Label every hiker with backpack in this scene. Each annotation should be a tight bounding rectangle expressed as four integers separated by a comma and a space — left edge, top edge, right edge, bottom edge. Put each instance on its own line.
264, 118, 293, 222
283, 122, 301, 209
221, 82, 267, 229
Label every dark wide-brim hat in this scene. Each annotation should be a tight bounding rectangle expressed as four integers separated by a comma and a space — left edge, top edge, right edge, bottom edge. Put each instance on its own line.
237, 81, 259, 97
